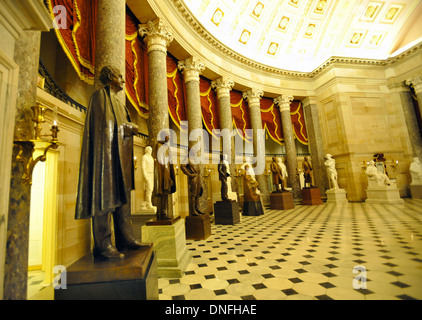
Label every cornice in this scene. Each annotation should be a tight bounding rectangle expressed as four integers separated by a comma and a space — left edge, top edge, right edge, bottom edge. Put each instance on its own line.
169, 0, 422, 80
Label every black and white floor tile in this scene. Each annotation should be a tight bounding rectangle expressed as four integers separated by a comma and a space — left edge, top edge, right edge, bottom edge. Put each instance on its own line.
158, 200, 422, 300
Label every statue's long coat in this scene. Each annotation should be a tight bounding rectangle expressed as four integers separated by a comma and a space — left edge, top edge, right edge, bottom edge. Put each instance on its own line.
75, 86, 136, 219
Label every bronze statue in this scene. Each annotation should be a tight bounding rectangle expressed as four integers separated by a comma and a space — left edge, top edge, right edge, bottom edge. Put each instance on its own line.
181, 158, 205, 216
243, 164, 261, 202
302, 156, 314, 188
153, 135, 176, 220
270, 157, 287, 192
75, 66, 142, 260
218, 154, 230, 201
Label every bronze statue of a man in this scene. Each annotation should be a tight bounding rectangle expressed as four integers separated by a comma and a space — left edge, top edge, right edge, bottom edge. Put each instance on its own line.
181, 158, 205, 216
218, 154, 230, 201
75, 66, 142, 260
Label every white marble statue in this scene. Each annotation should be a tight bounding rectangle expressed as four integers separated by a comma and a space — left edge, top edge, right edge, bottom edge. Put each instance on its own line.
222, 154, 237, 201
365, 160, 391, 187
141, 146, 156, 210
410, 157, 422, 185
324, 154, 339, 189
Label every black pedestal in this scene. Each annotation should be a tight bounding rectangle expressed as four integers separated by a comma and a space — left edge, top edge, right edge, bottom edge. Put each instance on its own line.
270, 192, 295, 210
55, 245, 158, 300
185, 214, 212, 240
214, 200, 240, 225
243, 201, 264, 216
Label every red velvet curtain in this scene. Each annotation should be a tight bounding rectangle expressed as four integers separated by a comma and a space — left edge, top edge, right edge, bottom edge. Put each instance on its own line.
290, 101, 308, 145
46, 0, 97, 84
167, 54, 187, 131
231, 90, 253, 143
200, 77, 219, 137
261, 97, 283, 145
126, 7, 149, 117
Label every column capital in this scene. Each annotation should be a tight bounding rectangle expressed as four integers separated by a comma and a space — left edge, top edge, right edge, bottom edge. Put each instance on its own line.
243, 88, 263, 108
211, 77, 234, 99
274, 95, 294, 112
388, 81, 411, 93
139, 18, 173, 54
177, 56, 205, 83
406, 76, 422, 94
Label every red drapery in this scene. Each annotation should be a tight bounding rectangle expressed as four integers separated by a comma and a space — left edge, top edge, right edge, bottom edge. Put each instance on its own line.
200, 77, 219, 137
231, 90, 253, 143
290, 101, 308, 145
261, 97, 283, 145
46, 0, 96, 85
167, 54, 187, 131
126, 8, 149, 118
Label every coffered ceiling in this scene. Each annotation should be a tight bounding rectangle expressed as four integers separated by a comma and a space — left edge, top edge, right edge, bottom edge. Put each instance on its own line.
181, 0, 422, 72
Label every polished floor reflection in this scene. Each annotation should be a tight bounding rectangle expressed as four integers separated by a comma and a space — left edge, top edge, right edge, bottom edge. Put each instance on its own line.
159, 200, 422, 300
27, 199, 422, 300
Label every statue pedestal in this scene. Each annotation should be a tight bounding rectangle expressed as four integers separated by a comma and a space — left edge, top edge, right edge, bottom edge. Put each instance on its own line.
55, 246, 158, 300
141, 217, 191, 278
365, 186, 404, 204
326, 189, 348, 203
302, 187, 324, 205
131, 209, 157, 241
270, 192, 295, 210
185, 214, 211, 240
410, 184, 422, 199
243, 201, 264, 216
214, 200, 240, 225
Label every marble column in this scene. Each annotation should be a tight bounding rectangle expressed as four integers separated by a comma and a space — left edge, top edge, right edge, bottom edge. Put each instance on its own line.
274, 95, 301, 199
243, 89, 269, 205
406, 76, 422, 123
139, 19, 173, 148
392, 82, 422, 160
4, 31, 41, 300
94, 0, 126, 100
302, 97, 329, 196
177, 56, 208, 212
211, 77, 237, 192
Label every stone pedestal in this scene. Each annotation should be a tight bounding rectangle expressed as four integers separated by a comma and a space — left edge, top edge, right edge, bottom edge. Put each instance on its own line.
131, 210, 156, 241
185, 214, 212, 240
55, 246, 158, 300
214, 200, 240, 225
410, 184, 422, 199
365, 187, 405, 204
141, 217, 191, 278
326, 189, 348, 203
243, 201, 264, 216
302, 187, 324, 205
270, 192, 295, 210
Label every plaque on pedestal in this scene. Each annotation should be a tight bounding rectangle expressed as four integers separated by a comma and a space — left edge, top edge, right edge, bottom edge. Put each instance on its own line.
55, 245, 158, 300
142, 217, 191, 278
302, 187, 324, 205
270, 192, 295, 210
214, 200, 240, 225
243, 201, 264, 216
410, 184, 422, 199
185, 214, 211, 240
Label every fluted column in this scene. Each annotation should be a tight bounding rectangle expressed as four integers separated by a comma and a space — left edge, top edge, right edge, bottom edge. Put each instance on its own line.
390, 82, 422, 160
139, 19, 173, 148
243, 89, 269, 205
406, 76, 422, 122
274, 95, 301, 199
94, 0, 126, 100
302, 97, 329, 196
211, 77, 237, 192
4, 31, 42, 300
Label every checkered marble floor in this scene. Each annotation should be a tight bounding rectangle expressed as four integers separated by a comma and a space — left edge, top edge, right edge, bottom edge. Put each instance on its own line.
158, 199, 422, 300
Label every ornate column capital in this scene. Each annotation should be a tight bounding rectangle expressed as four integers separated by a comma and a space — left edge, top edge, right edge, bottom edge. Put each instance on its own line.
274, 94, 294, 112
243, 88, 263, 108
139, 18, 173, 54
406, 76, 422, 94
388, 81, 411, 93
177, 56, 205, 83
211, 77, 234, 99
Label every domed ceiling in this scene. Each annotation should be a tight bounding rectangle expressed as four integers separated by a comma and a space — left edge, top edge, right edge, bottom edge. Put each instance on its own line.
181, 0, 422, 72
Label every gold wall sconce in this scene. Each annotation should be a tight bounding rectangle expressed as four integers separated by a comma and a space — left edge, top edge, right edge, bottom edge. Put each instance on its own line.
134, 156, 138, 170
14, 103, 60, 185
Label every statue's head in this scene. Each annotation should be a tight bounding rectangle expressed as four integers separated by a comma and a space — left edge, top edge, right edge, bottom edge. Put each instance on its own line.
145, 146, 152, 155
99, 66, 125, 93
